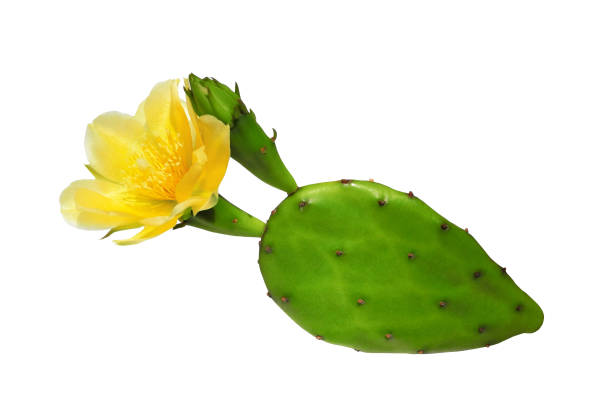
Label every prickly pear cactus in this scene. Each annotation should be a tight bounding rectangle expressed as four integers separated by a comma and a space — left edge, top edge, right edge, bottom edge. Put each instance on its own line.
258, 180, 543, 353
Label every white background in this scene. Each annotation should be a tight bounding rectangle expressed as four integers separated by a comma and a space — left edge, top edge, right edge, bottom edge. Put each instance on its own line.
1, 1, 611, 407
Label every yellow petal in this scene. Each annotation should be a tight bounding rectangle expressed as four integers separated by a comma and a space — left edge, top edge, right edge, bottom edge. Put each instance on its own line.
186, 96, 203, 150
197, 115, 230, 193
174, 146, 206, 202
134, 100, 146, 124
61, 180, 138, 229
85, 164, 116, 183
60, 179, 175, 230
85, 112, 146, 184
174, 115, 230, 203
171, 193, 218, 218
142, 79, 192, 168
191, 193, 218, 215
114, 216, 178, 245
101, 223, 141, 239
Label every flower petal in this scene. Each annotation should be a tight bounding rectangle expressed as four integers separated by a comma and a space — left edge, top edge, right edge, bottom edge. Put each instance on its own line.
196, 115, 230, 192
142, 79, 192, 168
171, 194, 218, 218
85, 112, 146, 184
186, 95, 203, 150
61, 180, 138, 229
60, 179, 175, 230
113, 217, 178, 245
174, 146, 206, 202
101, 223, 142, 239
175, 115, 230, 203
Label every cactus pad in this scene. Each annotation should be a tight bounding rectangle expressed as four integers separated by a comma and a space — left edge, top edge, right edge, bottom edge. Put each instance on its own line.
258, 180, 543, 353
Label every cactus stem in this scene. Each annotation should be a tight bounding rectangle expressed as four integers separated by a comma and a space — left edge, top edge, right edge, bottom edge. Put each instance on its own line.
264, 245, 272, 254
378, 200, 387, 206
354, 348, 361, 352
407, 191, 414, 198
259, 180, 545, 353
281, 296, 289, 303
441, 223, 449, 230
340, 179, 352, 184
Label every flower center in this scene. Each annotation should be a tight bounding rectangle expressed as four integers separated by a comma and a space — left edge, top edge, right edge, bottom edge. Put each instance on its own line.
122, 130, 189, 201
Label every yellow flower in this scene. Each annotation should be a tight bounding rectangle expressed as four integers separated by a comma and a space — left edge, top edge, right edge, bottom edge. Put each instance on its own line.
60, 79, 230, 245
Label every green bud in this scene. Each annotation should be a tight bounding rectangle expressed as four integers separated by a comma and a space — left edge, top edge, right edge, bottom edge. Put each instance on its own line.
186, 73, 297, 193
187, 74, 246, 125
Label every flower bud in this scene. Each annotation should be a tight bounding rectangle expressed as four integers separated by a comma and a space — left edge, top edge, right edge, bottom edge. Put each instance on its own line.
187, 74, 246, 125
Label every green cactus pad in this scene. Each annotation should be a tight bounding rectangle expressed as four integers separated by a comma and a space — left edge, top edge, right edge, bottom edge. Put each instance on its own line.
258, 180, 543, 353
